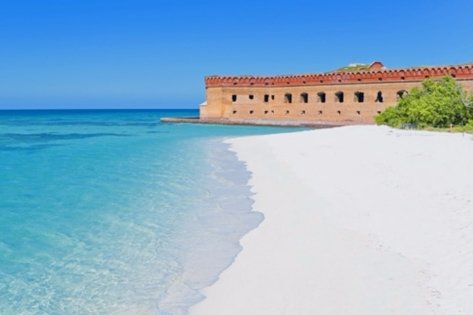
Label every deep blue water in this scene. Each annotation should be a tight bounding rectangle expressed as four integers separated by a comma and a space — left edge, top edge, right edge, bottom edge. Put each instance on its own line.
0, 110, 301, 315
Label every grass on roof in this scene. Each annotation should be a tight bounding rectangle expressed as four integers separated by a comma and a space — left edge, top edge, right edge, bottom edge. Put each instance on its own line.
334, 64, 371, 72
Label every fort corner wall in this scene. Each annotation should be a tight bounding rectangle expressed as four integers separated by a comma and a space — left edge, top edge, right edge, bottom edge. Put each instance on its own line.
199, 62, 473, 125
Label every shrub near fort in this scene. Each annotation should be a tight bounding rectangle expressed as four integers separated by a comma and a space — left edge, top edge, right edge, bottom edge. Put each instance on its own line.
376, 76, 473, 129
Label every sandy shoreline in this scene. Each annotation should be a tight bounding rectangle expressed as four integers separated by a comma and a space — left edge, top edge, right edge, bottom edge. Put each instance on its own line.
189, 125, 473, 315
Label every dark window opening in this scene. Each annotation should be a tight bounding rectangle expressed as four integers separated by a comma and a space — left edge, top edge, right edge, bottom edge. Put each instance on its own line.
264, 110, 269, 114
375, 91, 384, 103
249, 94, 254, 100
249, 110, 254, 114
377, 111, 382, 114
337, 110, 341, 115
317, 92, 326, 103
284, 93, 293, 103
285, 110, 290, 114
354, 91, 364, 103
300, 93, 309, 103
356, 110, 361, 115
318, 110, 323, 115
396, 90, 408, 100
301, 110, 306, 115
232, 110, 237, 114
378, 77, 383, 81
335, 91, 344, 103
271, 95, 275, 100
264, 94, 270, 102
401, 76, 405, 80
271, 110, 274, 113
232, 95, 237, 102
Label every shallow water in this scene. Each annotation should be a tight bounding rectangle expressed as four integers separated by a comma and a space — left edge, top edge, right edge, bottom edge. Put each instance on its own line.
0, 110, 301, 314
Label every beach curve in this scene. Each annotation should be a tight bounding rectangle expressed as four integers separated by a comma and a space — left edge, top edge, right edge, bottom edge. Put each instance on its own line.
190, 125, 473, 315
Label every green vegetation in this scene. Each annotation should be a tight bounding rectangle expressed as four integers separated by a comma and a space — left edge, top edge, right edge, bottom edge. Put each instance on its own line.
335, 63, 371, 72
375, 76, 473, 130
423, 121, 473, 133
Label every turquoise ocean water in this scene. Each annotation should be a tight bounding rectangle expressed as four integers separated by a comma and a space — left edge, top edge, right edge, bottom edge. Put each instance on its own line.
0, 110, 299, 315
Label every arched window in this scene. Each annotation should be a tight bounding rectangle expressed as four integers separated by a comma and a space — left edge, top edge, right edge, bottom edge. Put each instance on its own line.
264, 94, 270, 103
335, 91, 344, 103
284, 93, 293, 103
232, 95, 237, 102
317, 92, 326, 103
300, 93, 309, 103
354, 91, 364, 103
375, 91, 384, 103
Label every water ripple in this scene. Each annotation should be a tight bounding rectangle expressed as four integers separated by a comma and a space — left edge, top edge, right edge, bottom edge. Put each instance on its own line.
0, 143, 65, 152
0, 121, 160, 127
0, 132, 131, 143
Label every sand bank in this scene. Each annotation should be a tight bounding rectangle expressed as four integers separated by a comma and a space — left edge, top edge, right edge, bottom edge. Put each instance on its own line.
190, 125, 473, 315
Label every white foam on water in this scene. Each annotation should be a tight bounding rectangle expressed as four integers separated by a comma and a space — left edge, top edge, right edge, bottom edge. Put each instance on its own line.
155, 139, 263, 315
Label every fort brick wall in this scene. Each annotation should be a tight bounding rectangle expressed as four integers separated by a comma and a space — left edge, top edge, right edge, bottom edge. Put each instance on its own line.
199, 62, 473, 125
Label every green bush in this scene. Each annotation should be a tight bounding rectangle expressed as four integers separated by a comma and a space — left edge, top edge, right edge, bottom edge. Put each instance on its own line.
375, 76, 473, 128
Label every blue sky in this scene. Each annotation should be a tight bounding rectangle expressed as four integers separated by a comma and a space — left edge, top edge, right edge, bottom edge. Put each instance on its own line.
0, 0, 472, 109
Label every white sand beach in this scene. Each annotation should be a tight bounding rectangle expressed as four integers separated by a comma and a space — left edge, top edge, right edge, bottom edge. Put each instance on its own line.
190, 125, 473, 315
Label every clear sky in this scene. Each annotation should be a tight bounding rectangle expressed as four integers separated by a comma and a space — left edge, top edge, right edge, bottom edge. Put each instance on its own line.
0, 0, 472, 109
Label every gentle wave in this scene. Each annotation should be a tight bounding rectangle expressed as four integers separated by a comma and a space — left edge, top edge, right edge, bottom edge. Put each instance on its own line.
0, 110, 300, 314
